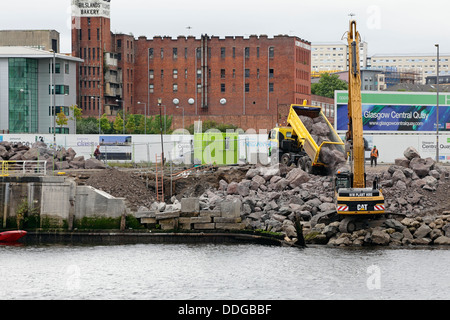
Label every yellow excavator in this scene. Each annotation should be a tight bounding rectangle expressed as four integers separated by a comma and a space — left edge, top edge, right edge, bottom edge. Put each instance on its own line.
334, 20, 385, 233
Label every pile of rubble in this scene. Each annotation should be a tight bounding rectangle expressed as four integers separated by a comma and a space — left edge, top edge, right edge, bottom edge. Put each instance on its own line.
0, 141, 106, 170
145, 146, 450, 246
382, 146, 450, 216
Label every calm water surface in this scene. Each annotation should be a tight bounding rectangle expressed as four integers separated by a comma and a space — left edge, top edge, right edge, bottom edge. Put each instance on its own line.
0, 243, 449, 300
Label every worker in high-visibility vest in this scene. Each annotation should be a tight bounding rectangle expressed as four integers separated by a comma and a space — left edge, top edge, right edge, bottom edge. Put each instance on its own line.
370, 146, 379, 167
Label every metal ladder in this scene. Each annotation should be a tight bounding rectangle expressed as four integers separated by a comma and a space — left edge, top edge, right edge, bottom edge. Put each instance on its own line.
155, 154, 164, 202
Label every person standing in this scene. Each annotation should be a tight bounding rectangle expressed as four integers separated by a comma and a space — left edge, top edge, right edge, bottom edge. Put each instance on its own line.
370, 146, 379, 167
94, 145, 101, 160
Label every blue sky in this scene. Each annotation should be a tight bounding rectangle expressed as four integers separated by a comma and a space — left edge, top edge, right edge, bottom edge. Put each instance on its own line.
1, 0, 449, 55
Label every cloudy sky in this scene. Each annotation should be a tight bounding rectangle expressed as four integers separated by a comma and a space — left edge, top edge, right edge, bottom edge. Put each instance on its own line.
1, 0, 449, 55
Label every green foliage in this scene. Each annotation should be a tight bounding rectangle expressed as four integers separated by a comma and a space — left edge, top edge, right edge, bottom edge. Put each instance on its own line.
99, 114, 112, 134
113, 113, 124, 133
186, 120, 239, 134
56, 111, 68, 128
311, 73, 348, 99
16, 198, 40, 229
76, 114, 174, 135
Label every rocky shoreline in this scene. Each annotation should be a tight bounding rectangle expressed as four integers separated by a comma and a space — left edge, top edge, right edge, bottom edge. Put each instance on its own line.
152, 146, 450, 247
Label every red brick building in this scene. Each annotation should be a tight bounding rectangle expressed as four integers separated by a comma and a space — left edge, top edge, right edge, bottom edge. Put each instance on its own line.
71, 1, 311, 131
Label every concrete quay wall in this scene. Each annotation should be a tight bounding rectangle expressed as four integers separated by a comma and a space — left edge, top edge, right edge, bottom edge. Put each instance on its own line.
0, 176, 126, 229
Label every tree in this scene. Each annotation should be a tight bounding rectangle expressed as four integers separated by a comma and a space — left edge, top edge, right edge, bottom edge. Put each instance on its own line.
125, 114, 136, 134
69, 105, 82, 134
56, 111, 68, 131
99, 114, 111, 134
113, 113, 124, 134
311, 73, 348, 99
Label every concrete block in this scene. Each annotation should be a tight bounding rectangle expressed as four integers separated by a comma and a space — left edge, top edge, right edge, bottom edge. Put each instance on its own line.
220, 199, 242, 218
141, 217, 156, 224
190, 216, 212, 223
155, 211, 180, 220
214, 217, 242, 223
193, 223, 215, 230
159, 218, 178, 230
178, 217, 192, 224
181, 197, 200, 213
200, 210, 221, 217
215, 223, 245, 230
179, 223, 192, 230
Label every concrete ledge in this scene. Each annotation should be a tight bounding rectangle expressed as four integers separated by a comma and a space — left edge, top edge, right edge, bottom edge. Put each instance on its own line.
23, 231, 285, 246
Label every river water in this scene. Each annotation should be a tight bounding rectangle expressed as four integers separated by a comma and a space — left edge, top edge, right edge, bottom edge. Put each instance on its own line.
0, 243, 449, 300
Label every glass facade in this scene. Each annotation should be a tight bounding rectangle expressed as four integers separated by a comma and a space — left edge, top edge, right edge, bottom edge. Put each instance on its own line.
8, 58, 38, 133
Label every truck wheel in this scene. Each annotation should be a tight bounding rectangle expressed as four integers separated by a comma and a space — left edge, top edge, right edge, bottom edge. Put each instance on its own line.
304, 160, 313, 174
339, 217, 357, 233
270, 149, 280, 165
281, 153, 291, 166
298, 157, 305, 170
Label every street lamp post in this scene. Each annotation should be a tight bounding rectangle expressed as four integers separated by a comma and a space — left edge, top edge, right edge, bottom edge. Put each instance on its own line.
158, 98, 165, 163
115, 99, 125, 134
173, 98, 185, 134
435, 44, 440, 163
137, 101, 147, 134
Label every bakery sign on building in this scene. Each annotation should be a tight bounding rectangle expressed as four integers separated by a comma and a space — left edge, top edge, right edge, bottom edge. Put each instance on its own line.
72, 0, 111, 18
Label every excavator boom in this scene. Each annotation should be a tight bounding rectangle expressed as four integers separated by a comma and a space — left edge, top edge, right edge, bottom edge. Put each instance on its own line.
347, 20, 365, 189
334, 20, 385, 222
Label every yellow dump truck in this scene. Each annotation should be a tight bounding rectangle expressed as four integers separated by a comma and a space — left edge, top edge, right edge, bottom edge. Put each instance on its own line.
269, 102, 345, 174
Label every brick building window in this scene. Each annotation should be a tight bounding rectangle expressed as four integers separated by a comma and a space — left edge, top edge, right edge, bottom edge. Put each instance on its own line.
173, 69, 178, 78
185, 48, 188, 59
173, 48, 178, 59
269, 69, 274, 78
269, 83, 274, 92
149, 48, 153, 59
257, 47, 260, 58
221, 83, 226, 93
233, 47, 236, 58
149, 84, 154, 93
149, 70, 154, 79
221, 47, 226, 58
269, 47, 274, 58
117, 40, 122, 48
97, 28, 100, 41
160, 48, 164, 59
245, 69, 250, 78
88, 29, 91, 40
173, 84, 178, 92
245, 83, 250, 92
221, 69, 225, 79
245, 47, 250, 58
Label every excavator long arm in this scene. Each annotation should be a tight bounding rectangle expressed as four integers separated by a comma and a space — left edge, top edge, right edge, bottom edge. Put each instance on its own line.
347, 20, 365, 189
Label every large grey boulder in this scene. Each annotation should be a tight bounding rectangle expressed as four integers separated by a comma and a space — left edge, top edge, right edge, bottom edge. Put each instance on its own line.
403, 146, 421, 160
84, 158, 107, 169
285, 168, 310, 188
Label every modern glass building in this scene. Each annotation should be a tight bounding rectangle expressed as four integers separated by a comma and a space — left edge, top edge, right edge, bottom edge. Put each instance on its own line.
0, 47, 82, 134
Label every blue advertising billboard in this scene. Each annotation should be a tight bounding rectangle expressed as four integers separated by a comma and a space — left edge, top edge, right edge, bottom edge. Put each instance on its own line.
336, 104, 450, 132
335, 91, 450, 132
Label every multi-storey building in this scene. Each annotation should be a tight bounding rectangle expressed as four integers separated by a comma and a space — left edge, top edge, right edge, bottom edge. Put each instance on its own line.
0, 46, 81, 134
370, 53, 450, 84
71, 0, 311, 131
0, 30, 60, 53
311, 41, 368, 76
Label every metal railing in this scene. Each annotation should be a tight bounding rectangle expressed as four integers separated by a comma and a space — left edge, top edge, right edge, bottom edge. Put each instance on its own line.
0, 161, 47, 177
